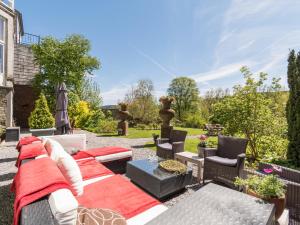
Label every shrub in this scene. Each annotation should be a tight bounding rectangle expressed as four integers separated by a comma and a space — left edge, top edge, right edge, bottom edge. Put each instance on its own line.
182, 114, 206, 128
235, 175, 286, 199
136, 124, 147, 130
257, 135, 288, 162
84, 110, 105, 129
29, 93, 55, 129
0, 125, 5, 140
95, 120, 117, 133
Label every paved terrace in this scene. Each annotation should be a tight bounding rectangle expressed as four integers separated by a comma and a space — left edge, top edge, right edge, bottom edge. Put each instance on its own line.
0, 130, 201, 225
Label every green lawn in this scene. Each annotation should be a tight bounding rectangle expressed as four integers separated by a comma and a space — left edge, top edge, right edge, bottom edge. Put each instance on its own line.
97, 127, 205, 139
145, 136, 218, 153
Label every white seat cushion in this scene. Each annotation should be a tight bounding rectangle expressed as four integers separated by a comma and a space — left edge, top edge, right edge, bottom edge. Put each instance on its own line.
48, 189, 78, 225
95, 151, 132, 163
127, 204, 168, 225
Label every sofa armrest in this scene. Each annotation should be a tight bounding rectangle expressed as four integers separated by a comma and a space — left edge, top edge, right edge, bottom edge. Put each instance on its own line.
237, 153, 246, 171
155, 138, 170, 145
20, 197, 55, 225
203, 148, 217, 158
44, 134, 87, 153
172, 142, 184, 153
20, 159, 55, 225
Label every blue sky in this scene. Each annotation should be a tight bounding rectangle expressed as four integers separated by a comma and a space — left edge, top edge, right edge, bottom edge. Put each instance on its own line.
17, 0, 300, 105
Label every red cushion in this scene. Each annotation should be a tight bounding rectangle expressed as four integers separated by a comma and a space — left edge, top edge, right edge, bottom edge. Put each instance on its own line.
16, 143, 47, 167
72, 147, 131, 160
16, 136, 41, 151
77, 159, 114, 180
76, 175, 160, 219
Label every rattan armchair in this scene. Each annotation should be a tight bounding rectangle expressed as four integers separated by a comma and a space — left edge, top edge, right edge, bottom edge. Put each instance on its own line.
203, 135, 248, 188
156, 130, 188, 159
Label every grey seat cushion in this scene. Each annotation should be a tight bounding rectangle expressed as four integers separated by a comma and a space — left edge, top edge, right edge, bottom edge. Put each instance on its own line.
157, 143, 172, 150
206, 156, 237, 167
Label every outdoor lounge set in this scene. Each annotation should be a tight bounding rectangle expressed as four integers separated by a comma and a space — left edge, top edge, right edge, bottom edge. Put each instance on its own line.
12, 133, 291, 225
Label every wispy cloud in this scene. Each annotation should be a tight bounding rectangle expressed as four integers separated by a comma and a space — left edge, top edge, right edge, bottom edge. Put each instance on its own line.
132, 45, 176, 77
213, 0, 300, 84
101, 84, 131, 105
190, 61, 252, 84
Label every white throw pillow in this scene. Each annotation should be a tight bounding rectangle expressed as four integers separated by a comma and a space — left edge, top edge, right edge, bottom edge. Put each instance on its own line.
44, 138, 68, 162
44, 138, 84, 196
57, 154, 83, 196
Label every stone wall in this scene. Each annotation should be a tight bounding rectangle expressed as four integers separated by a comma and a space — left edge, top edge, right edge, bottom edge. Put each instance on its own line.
0, 87, 8, 126
13, 44, 39, 85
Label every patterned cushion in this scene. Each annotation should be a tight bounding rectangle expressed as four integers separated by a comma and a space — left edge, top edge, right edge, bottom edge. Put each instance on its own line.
77, 207, 127, 225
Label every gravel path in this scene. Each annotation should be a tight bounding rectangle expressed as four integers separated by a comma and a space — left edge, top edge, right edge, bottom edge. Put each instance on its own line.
0, 130, 202, 224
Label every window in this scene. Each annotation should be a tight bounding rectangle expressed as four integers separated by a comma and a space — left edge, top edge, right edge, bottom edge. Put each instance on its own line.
0, 16, 5, 86
0, 17, 4, 42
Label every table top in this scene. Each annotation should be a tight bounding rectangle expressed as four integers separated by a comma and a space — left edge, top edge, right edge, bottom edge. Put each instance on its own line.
175, 152, 204, 163
127, 159, 192, 181
146, 183, 275, 225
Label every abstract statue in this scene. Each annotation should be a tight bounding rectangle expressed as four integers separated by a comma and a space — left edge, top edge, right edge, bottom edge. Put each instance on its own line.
117, 102, 131, 136
159, 96, 175, 138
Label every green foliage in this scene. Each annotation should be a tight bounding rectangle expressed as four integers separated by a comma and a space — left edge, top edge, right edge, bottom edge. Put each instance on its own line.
84, 110, 105, 129
257, 135, 288, 162
77, 78, 102, 110
286, 50, 300, 167
67, 100, 90, 128
125, 79, 159, 125
212, 67, 286, 161
95, 120, 118, 133
234, 175, 286, 199
32, 35, 100, 110
182, 113, 206, 128
29, 93, 55, 129
200, 88, 231, 121
167, 77, 199, 120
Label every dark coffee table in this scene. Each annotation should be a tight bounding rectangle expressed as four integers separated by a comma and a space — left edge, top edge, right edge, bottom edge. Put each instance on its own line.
126, 159, 192, 199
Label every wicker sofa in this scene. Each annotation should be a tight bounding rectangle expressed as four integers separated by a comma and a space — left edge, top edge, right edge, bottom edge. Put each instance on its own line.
17, 135, 167, 225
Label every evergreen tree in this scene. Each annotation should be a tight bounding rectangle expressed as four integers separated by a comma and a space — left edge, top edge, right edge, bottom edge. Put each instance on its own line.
29, 93, 55, 129
286, 50, 300, 166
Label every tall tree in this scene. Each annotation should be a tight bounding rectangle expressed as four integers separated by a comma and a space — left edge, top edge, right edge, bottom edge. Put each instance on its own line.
32, 34, 100, 110
167, 77, 199, 120
212, 67, 286, 161
124, 79, 159, 124
77, 77, 102, 110
286, 50, 300, 166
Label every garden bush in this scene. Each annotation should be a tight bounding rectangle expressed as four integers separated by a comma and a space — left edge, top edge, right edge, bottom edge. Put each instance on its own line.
84, 110, 105, 129
29, 93, 55, 129
182, 114, 206, 128
95, 120, 118, 133
257, 135, 288, 162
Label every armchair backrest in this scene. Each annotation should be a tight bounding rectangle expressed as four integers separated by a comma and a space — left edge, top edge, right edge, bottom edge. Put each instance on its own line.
217, 135, 248, 159
170, 130, 188, 143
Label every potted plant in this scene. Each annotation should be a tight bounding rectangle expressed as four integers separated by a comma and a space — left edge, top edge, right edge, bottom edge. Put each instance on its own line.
234, 174, 286, 220
29, 93, 56, 136
197, 134, 216, 157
